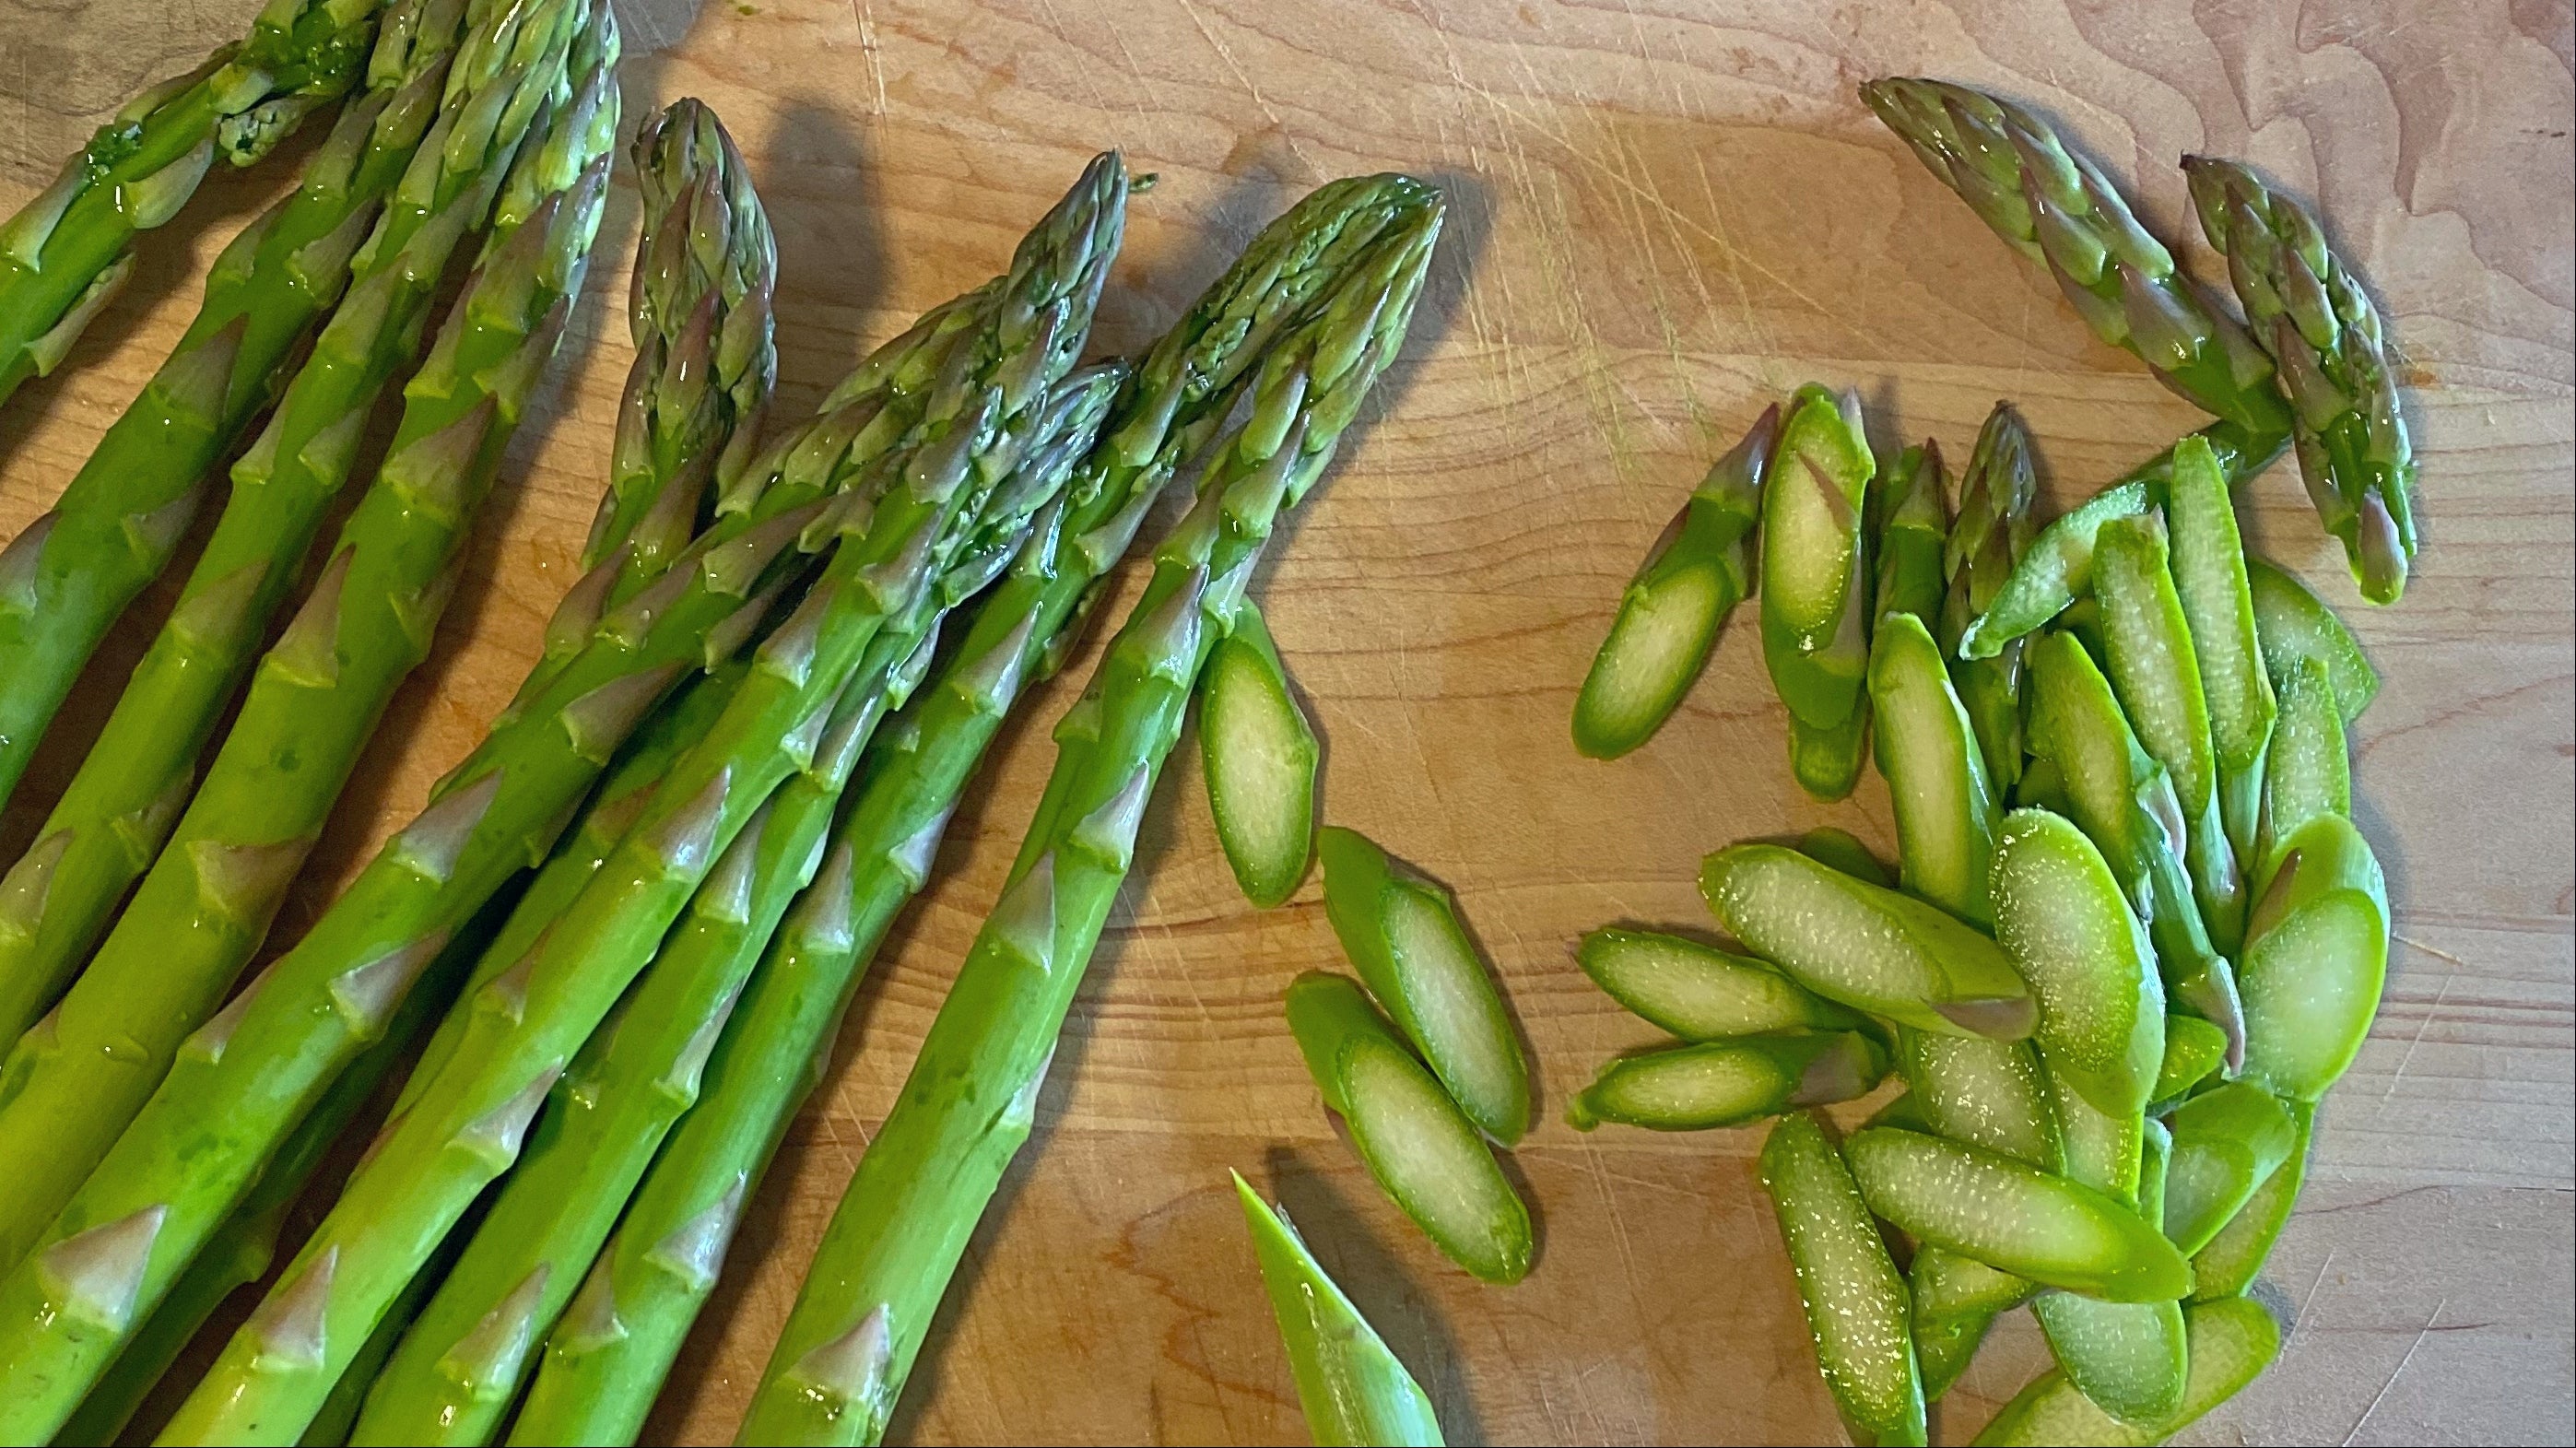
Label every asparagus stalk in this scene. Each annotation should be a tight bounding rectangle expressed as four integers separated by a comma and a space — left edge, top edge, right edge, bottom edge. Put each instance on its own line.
0, 11, 617, 1278
1202, 597, 1322, 907
1867, 611, 2000, 925
1797, 826, 1893, 887
2184, 157, 2416, 602
2245, 557, 2377, 721
1568, 1032, 1887, 1131
735, 204, 1441, 1446
1974, 1297, 2280, 1447
1235, 1172, 1446, 1448
1760, 1112, 1927, 1448
1939, 403, 2037, 795
2158, 1079, 2300, 1255
0, 0, 446, 829
1759, 386, 1874, 733
1860, 78, 2289, 441
1872, 441, 1948, 627
0, 0, 384, 410
507, 173, 1442, 1448
1575, 927, 1869, 1040
347, 367, 1121, 1447
0, 0, 652, 1054
2163, 435, 2275, 871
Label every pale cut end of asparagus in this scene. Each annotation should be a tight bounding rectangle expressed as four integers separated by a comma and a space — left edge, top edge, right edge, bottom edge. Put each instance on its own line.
2159, 1080, 2300, 1255
1972, 1297, 2280, 1447
1989, 809, 2166, 1117
1341, 1036, 1533, 1284
1868, 610, 1999, 924
1201, 605, 1318, 909
2239, 889, 2385, 1101
1573, 559, 1725, 759
1843, 1128, 2194, 1302
1379, 882, 1530, 1143
2030, 1293, 2188, 1426
2245, 557, 2378, 723
1699, 843, 2034, 1040
1568, 1032, 1886, 1132
1575, 927, 1867, 1040
1759, 1112, 1927, 1448
2253, 656, 2351, 877
1795, 827, 1892, 889
1761, 388, 1872, 647
1899, 1031, 2062, 1171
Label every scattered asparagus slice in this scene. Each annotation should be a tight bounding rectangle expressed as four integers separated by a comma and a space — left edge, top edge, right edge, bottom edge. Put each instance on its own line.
0, 0, 382, 410
2190, 1099, 2312, 1300
1872, 441, 1948, 627
2029, 1287, 2187, 1426
1973, 1297, 2280, 1447
1940, 403, 2036, 795
2245, 557, 2378, 722
1789, 704, 1872, 803
2253, 657, 2352, 877
1911, 1247, 2031, 1401
1203, 597, 1321, 907
1575, 927, 1868, 1040
505, 175, 1444, 1448
2163, 435, 2275, 865
1319, 826, 1530, 1143
1759, 385, 1875, 737
1759, 1112, 1927, 1448
2186, 157, 2416, 603
1569, 1032, 1887, 1131
1572, 406, 1774, 759
1698, 843, 2034, 1039
0, 16, 618, 1277
1897, 1030, 2061, 1171
1287, 974, 1532, 1287
2238, 814, 2388, 1101
1235, 1171, 1446, 1448
1858, 78, 2289, 441
1991, 809, 2165, 1118
1868, 611, 2000, 924
2158, 1080, 2300, 1256
736, 208, 1442, 1445
1797, 827, 1893, 888
1845, 1128, 2194, 1302
2149, 1013, 2229, 1107
0, 0, 571, 1038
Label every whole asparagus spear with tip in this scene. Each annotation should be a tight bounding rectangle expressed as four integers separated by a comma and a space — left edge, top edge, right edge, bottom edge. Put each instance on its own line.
2184, 156, 2417, 603
0, 3, 618, 1278
507, 173, 1440, 1448
736, 195, 1441, 1447
348, 365, 1122, 1447
157, 153, 1125, 1444
0, 0, 453, 834
0, 0, 589, 1051
0, 0, 384, 411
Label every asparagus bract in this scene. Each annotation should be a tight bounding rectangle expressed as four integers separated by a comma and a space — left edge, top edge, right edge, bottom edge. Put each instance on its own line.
1236, 1172, 1446, 1447
735, 204, 1441, 1446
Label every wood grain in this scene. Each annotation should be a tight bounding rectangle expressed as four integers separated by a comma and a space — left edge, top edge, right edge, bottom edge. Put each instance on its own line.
0, 0, 2567, 1442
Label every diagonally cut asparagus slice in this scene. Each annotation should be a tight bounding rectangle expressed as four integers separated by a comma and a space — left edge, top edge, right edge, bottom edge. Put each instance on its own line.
1568, 1032, 1887, 1131
1759, 1112, 1927, 1448
1575, 927, 1868, 1041
1202, 597, 1320, 908
1234, 1171, 1445, 1448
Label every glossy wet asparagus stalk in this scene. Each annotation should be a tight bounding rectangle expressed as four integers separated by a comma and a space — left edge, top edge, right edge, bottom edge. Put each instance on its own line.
1570, 1032, 1885, 1131
347, 369, 1119, 1448
0, 0, 565, 1034
0, 0, 383, 412
1761, 1112, 1927, 1447
0, 18, 617, 1279
1974, 1297, 2280, 1447
1698, 843, 2034, 1038
1571, 405, 1774, 758
738, 212, 1441, 1445
2186, 156, 2416, 603
1203, 597, 1320, 907
1235, 1172, 1445, 1448
1868, 611, 2000, 924
1319, 826, 1530, 1143
1575, 927, 1867, 1040
507, 174, 1444, 1448
1860, 77, 2288, 441
1940, 404, 2036, 794
1759, 385, 1876, 799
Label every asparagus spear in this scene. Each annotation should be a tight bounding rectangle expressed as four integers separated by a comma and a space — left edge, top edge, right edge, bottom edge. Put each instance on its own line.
0, 0, 447, 830
1844, 1128, 2194, 1302
347, 368, 1120, 1447
1202, 596, 1321, 907
2184, 157, 2416, 602
1974, 1297, 2280, 1447
0, 12, 617, 1277
507, 171, 1442, 1448
1235, 1172, 1445, 1448
1861, 78, 2289, 441
736, 205, 1441, 1446
1568, 1032, 1886, 1131
2238, 813, 2387, 1102
1571, 406, 1774, 759
0, 0, 682, 1054
1940, 404, 2036, 795
0, 0, 383, 411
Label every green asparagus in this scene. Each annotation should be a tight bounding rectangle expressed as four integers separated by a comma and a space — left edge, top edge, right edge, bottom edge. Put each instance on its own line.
2245, 557, 2377, 722
2162, 435, 2274, 866
1940, 403, 2036, 794
1759, 385, 1875, 776
1867, 610, 1999, 924
1202, 596, 1321, 907
1974, 1297, 2279, 1446
1761, 1112, 1927, 1447
1569, 1032, 1886, 1130
1575, 927, 1868, 1041
1872, 440, 1948, 627
1235, 1171, 1446, 1448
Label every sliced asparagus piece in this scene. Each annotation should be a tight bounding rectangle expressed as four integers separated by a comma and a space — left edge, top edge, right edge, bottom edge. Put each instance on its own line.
2190, 1100, 2312, 1300
1941, 403, 2038, 795
1698, 843, 2034, 1039
1911, 1247, 2032, 1401
1759, 1112, 1927, 1448
1575, 927, 1867, 1040
1573, 406, 1774, 758
2246, 557, 2378, 721
2239, 815, 2388, 1101
1796, 827, 1893, 889
1844, 1128, 2194, 1302
1235, 1172, 1445, 1448
1898, 1030, 2060, 1171
1203, 597, 1320, 907
2029, 1289, 2187, 1425
1991, 809, 2166, 1117
1789, 704, 1871, 803
1868, 611, 2000, 924
2159, 1081, 2300, 1256
1973, 1297, 2279, 1446
1568, 1032, 1886, 1131
1759, 384, 1875, 733
1872, 441, 1949, 628
1319, 827, 1529, 1144
2163, 435, 2275, 865
2150, 1013, 2229, 1107
2253, 656, 2351, 878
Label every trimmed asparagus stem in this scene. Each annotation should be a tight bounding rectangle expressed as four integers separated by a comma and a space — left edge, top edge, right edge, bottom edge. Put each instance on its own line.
2245, 557, 2378, 721
1941, 404, 2037, 795
2158, 1080, 2300, 1255
1972, 1297, 2280, 1446
1789, 703, 1871, 803
1868, 611, 2000, 924
0, 15, 618, 1278
1844, 1128, 2194, 1302
1568, 1032, 1887, 1131
1575, 927, 1867, 1040
1759, 1112, 1927, 1448
1698, 843, 2034, 1039
1202, 598, 1320, 907
1318, 827, 1530, 1143
1897, 1030, 2061, 1171
1572, 406, 1774, 758
1235, 1172, 1445, 1448
1796, 827, 1893, 889
1759, 384, 1876, 734
2191, 1100, 2313, 1299
737, 208, 1442, 1446
2239, 814, 2388, 1101
506, 175, 1445, 1448
2185, 157, 2417, 602
2163, 434, 2275, 843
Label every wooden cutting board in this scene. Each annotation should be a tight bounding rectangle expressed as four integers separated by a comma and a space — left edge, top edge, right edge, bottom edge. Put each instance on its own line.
0, 0, 2568, 1442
